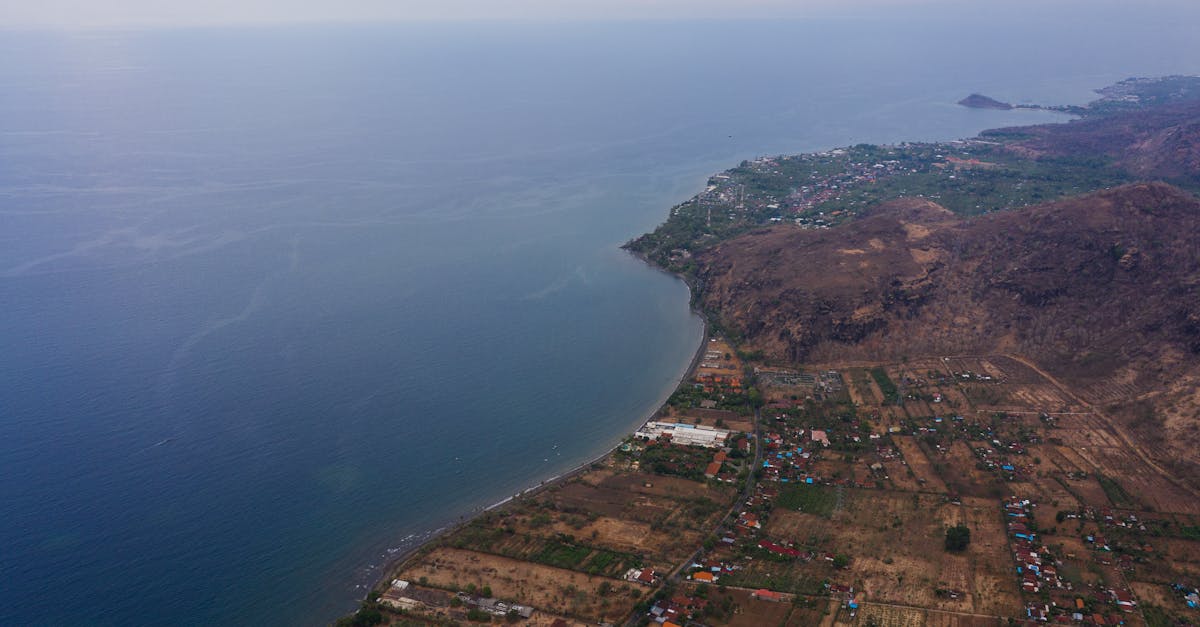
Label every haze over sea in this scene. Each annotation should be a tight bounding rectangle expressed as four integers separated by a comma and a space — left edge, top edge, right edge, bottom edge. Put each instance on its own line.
3, 8, 1199, 626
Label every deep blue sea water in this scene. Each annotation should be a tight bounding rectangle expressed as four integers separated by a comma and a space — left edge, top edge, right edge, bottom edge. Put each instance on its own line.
3, 9, 1200, 626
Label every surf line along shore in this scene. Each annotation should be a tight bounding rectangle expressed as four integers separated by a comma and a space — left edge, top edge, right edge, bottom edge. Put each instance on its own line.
355, 262, 711, 615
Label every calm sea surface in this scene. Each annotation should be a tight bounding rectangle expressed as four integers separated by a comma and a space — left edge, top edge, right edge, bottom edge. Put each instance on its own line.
3, 11, 1199, 626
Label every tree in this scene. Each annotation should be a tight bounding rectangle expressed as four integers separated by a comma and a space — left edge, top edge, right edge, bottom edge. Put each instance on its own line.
334, 603, 384, 627
945, 524, 971, 552
832, 554, 850, 569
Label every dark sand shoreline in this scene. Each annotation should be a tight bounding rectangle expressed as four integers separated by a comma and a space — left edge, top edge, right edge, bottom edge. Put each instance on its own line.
349, 252, 711, 620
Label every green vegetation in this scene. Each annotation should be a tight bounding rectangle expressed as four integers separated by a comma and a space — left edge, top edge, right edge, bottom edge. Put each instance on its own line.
449, 519, 638, 577
813, 149, 1132, 218
334, 602, 385, 627
532, 539, 593, 569
776, 484, 837, 518
719, 568, 827, 595
666, 384, 758, 415
1141, 604, 1178, 627
1177, 525, 1200, 541
466, 607, 492, 622
944, 524, 971, 552
869, 367, 898, 404
627, 132, 1138, 275
1096, 474, 1137, 508
638, 442, 713, 481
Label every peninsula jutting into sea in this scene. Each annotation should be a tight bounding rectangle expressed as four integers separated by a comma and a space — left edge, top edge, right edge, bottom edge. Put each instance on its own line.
340, 75, 1200, 627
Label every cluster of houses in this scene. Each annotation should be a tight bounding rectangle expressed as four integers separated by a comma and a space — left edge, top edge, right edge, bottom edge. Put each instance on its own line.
647, 591, 708, 626
686, 146, 930, 233
623, 567, 659, 586
975, 443, 1033, 481
694, 373, 742, 393
1172, 583, 1199, 609
679, 472, 848, 592
759, 423, 885, 489
1004, 499, 1061, 595
686, 556, 739, 584
704, 449, 734, 482
778, 153, 910, 214
1006, 499, 1144, 624
1027, 589, 1139, 624
759, 434, 815, 484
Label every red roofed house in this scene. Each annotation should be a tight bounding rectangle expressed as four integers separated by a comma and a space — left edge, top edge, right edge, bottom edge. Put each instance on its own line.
753, 589, 782, 602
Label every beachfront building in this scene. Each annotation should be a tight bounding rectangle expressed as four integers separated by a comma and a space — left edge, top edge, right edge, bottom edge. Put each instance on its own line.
635, 421, 731, 448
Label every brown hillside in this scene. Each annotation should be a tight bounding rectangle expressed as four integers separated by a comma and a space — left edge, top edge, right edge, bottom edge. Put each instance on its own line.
695, 183, 1200, 485
989, 100, 1200, 180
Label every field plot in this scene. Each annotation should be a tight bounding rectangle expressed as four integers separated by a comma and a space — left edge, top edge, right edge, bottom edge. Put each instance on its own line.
850, 603, 925, 626
399, 547, 636, 623
712, 589, 794, 627
755, 490, 1019, 617
921, 610, 1007, 627
850, 604, 1012, 626
846, 368, 885, 405
1052, 413, 1200, 514
697, 338, 743, 375
662, 407, 755, 432
937, 441, 1005, 500
892, 436, 948, 493
534, 471, 734, 564
885, 456, 925, 492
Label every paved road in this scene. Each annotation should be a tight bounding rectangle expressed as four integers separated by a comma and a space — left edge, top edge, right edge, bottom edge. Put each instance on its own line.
622, 407, 763, 627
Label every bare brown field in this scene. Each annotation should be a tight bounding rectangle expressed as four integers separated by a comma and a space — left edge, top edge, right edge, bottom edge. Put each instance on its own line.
543, 515, 694, 565
847, 368, 883, 405
663, 407, 755, 432
399, 548, 635, 623
886, 457, 925, 492
785, 602, 832, 627
903, 398, 935, 419
715, 589, 794, 627
1130, 580, 1176, 609
939, 441, 1003, 499
892, 436, 948, 493
538, 471, 734, 563
697, 338, 743, 376
551, 471, 731, 515
923, 610, 1008, 627
851, 603, 925, 626
761, 490, 1019, 617
845, 373, 871, 407
1157, 537, 1200, 565
852, 604, 1008, 627
766, 508, 835, 544
1060, 421, 1200, 514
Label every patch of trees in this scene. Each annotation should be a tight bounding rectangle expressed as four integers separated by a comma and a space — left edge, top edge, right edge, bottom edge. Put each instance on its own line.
944, 524, 971, 552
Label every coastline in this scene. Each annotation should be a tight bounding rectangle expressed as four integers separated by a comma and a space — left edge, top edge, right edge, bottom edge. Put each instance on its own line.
336, 74, 1200, 624
355, 251, 711, 616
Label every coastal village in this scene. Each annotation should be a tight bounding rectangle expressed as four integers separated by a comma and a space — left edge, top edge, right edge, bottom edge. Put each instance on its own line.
345, 339, 1200, 627
342, 77, 1200, 627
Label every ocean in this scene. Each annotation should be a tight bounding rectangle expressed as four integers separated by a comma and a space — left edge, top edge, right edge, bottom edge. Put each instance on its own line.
3, 9, 1199, 626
